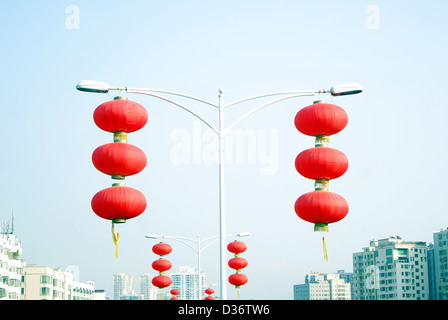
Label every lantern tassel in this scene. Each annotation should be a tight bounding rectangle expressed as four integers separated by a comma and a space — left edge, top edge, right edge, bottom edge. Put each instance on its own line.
322, 236, 328, 261
112, 222, 120, 258
237, 289, 240, 299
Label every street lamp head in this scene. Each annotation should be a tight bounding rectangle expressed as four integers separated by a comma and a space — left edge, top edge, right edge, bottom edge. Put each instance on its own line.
330, 83, 363, 96
237, 232, 251, 237
76, 80, 110, 93
145, 233, 159, 239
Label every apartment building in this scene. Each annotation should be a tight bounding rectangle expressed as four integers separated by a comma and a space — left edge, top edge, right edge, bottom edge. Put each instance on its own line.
352, 236, 429, 300
170, 266, 206, 300
293, 271, 352, 300
139, 273, 158, 300
433, 228, 448, 300
113, 273, 133, 300
22, 265, 95, 300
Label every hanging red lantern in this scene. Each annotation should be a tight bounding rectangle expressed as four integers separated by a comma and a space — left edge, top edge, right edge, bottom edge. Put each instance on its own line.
294, 101, 348, 137
227, 240, 247, 255
152, 242, 173, 256
152, 275, 172, 289
93, 97, 148, 134
294, 191, 349, 231
91, 183, 147, 222
152, 258, 172, 273
170, 288, 180, 300
92, 143, 147, 180
295, 147, 348, 181
228, 257, 248, 270
204, 288, 215, 300
228, 273, 248, 288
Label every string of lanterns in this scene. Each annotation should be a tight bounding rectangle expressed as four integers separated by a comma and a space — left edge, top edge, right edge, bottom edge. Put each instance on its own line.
91, 97, 148, 258
227, 240, 248, 299
151, 242, 173, 299
294, 100, 349, 261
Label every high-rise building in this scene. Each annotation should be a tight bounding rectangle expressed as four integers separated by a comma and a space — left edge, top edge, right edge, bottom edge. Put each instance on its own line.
0, 233, 25, 300
113, 273, 133, 300
170, 266, 205, 300
433, 228, 448, 300
293, 271, 352, 300
139, 273, 157, 300
352, 236, 429, 300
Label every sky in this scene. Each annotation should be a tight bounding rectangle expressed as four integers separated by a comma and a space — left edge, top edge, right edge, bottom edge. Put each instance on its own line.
1, 0, 448, 300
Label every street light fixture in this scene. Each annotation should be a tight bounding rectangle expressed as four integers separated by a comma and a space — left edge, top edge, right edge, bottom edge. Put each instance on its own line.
145, 232, 251, 300
77, 80, 362, 300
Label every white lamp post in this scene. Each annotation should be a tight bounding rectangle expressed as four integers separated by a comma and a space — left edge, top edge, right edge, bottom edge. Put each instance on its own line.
77, 80, 362, 300
145, 232, 250, 300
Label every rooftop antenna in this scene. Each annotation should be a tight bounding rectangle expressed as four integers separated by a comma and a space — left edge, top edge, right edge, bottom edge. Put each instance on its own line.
11, 209, 14, 234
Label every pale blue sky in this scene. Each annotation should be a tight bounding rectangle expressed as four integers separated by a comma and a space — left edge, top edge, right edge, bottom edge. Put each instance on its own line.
1, 1, 447, 299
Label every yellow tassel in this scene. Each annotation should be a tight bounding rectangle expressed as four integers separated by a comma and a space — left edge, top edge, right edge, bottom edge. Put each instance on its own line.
323, 237, 328, 261
237, 289, 240, 299
112, 223, 120, 258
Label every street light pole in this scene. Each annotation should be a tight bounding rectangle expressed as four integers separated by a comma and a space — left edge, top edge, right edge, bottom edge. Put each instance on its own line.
217, 88, 227, 300
77, 80, 362, 300
146, 232, 250, 300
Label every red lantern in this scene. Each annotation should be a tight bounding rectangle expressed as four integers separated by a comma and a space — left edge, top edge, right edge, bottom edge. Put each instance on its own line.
91, 183, 147, 223
228, 274, 248, 288
152, 242, 173, 256
295, 147, 348, 180
93, 97, 148, 133
227, 241, 247, 255
152, 258, 172, 272
294, 191, 349, 230
152, 275, 172, 289
294, 101, 348, 137
228, 257, 248, 270
170, 288, 180, 300
92, 143, 147, 179
203, 288, 215, 300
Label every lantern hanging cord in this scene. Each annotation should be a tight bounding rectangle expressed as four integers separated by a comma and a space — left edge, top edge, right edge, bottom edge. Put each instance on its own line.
112, 222, 120, 258
323, 237, 328, 262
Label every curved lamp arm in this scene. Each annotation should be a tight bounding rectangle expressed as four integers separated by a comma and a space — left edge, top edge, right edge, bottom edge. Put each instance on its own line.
127, 89, 219, 135
223, 92, 315, 136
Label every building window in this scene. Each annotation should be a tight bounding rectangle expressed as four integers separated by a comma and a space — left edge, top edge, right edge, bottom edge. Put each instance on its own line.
40, 275, 51, 284
40, 287, 50, 296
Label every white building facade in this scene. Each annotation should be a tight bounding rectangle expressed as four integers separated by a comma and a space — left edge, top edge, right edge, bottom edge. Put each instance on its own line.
0, 233, 25, 300
22, 265, 95, 300
139, 273, 158, 300
352, 236, 429, 300
293, 271, 352, 300
170, 266, 205, 300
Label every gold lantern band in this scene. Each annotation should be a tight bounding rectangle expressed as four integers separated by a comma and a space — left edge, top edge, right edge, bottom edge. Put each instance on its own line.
314, 223, 328, 232
314, 179, 329, 191
114, 131, 128, 143
315, 135, 330, 147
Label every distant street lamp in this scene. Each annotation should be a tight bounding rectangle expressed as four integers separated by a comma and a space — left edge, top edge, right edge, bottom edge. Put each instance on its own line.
145, 232, 251, 300
77, 80, 362, 299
